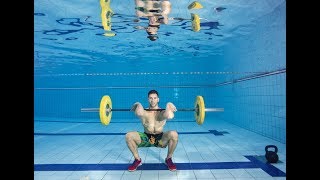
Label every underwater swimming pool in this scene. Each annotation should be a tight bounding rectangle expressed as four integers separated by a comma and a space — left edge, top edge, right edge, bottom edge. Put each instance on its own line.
34, 0, 286, 179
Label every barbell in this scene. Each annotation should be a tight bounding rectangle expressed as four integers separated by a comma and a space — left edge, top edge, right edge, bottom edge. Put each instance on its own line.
81, 95, 224, 126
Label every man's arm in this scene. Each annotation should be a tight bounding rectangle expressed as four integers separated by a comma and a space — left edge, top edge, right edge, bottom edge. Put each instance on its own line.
159, 102, 176, 121
131, 102, 146, 118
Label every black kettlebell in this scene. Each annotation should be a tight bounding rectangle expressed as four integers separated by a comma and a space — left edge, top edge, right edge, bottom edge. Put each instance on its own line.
265, 145, 279, 163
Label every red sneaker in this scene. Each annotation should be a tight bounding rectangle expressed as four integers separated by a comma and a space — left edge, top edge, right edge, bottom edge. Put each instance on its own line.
165, 157, 177, 171
128, 158, 142, 172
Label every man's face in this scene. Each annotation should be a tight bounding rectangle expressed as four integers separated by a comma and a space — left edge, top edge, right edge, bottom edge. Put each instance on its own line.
148, 93, 159, 108
146, 26, 159, 35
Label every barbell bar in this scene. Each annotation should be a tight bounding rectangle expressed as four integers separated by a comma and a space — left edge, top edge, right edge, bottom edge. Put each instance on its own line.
81, 108, 224, 112
81, 95, 224, 126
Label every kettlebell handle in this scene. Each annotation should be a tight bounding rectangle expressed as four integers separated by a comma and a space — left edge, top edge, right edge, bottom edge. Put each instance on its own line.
265, 145, 278, 153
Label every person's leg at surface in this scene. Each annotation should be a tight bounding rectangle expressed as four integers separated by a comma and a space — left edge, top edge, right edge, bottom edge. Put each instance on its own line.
135, 0, 145, 7
135, 0, 147, 17
161, 1, 171, 18
159, 130, 178, 171
126, 131, 143, 171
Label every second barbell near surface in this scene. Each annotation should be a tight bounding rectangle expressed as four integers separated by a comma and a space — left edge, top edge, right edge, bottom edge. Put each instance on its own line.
81, 95, 224, 126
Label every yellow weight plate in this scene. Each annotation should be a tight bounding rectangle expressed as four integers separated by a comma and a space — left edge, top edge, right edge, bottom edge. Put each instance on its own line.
191, 13, 200, 32
100, 95, 112, 125
195, 95, 205, 125
188, 1, 203, 10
